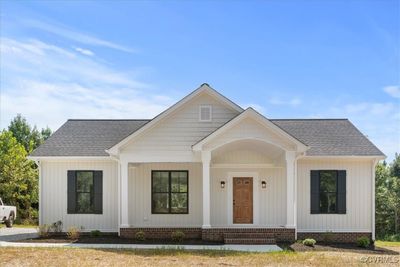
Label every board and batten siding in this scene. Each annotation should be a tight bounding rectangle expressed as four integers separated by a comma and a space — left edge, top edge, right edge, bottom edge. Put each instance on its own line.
128, 163, 203, 227
120, 93, 239, 162
297, 158, 373, 232
41, 160, 118, 232
210, 167, 287, 227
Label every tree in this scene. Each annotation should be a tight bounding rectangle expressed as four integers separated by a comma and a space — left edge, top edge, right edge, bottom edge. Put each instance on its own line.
8, 114, 52, 153
375, 154, 400, 239
0, 131, 38, 221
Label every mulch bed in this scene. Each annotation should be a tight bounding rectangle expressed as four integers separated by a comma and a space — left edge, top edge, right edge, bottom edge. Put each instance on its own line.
290, 242, 399, 255
15, 235, 223, 245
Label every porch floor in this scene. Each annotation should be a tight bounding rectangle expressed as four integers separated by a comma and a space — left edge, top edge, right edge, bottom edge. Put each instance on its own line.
0, 241, 282, 252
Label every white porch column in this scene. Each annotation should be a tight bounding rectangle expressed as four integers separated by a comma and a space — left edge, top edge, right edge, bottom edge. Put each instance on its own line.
202, 150, 211, 229
120, 160, 129, 227
286, 151, 296, 228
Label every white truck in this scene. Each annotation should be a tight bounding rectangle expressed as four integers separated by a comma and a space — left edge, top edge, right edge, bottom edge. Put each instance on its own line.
0, 198, 16, 228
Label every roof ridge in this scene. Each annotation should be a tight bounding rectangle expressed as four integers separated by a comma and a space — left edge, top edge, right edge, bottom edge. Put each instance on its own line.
67, 119, 151, 121
271, 118, 349, 121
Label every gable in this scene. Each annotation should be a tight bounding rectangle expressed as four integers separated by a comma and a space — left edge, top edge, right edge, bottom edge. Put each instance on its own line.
193, 108, 309, 153
120, 90, 241, 157
201, 116, 299, 152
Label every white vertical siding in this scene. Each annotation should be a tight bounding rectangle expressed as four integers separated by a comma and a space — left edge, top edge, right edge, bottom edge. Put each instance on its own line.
210, 167, 286, 227
41, 160, 118, 232
297, 158, 373, 232
128, 163, 203, 227
120, 93, 239, 162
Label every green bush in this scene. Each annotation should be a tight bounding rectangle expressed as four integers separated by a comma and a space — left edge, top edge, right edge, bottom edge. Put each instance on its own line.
302, 238, 316, 247
381, 234, 400, 242
357, 236, 371, 248
171, 230, 185, 243
90, 230, 101, 237
135, 231, 146, 241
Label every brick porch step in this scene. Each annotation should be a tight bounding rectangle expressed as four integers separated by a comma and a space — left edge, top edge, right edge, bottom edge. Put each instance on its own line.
223, 232, 275, 239
224, 238, 276, 244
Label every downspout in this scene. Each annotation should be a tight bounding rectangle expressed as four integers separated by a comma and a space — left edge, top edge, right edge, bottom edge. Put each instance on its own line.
33, 160, 42, 226
371, 158, 379, 241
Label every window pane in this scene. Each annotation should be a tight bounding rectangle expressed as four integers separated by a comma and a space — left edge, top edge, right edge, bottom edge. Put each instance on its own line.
171, 193, 188, 213
77, 171, 93, 192
152, 172, 169, 192
171, 172, 187, 193
320, 193, 337, 213
77, 192, 94, 213
152, 193, 169, 213
320, 171, 337, 192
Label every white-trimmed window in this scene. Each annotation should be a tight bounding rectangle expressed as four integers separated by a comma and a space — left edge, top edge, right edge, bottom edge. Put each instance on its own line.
199, 105, 212, 122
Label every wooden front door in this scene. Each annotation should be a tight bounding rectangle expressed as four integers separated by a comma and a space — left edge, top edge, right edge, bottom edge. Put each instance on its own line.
233, 177, 253, 224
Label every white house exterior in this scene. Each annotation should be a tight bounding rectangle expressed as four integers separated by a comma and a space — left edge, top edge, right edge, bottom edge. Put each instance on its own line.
30, 84, 385, 243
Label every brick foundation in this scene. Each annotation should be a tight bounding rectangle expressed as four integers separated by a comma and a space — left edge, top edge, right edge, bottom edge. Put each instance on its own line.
120, 227, 295, 242
201, 228, 295, 242
297, 232, 372, 243
120, 227, 202, 240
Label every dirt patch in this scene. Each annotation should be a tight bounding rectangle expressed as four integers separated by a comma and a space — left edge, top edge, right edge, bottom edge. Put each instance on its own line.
290, 242, 399, 255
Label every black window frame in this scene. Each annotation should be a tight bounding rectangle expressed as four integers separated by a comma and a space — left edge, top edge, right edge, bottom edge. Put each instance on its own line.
318, 170, 338, 214
151, 170, 189, 214
68, 170, 103, 214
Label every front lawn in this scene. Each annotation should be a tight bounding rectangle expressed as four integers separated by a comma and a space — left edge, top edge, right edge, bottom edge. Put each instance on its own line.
376, 240, 400, 247
0, 245, 399, 267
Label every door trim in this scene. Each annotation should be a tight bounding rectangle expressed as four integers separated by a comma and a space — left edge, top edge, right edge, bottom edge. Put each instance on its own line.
227, 172, 259, 226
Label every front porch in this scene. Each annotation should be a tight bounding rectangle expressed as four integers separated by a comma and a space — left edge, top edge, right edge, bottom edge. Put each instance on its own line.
117, 139, 299, 243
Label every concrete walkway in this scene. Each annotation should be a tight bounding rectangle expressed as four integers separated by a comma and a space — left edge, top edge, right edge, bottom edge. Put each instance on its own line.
0, 227, 282, 252
0, 241, 282, 252
0, 227, 38, 242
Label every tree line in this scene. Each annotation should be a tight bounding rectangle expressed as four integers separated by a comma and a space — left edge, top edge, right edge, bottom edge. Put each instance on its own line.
0, 114, 51, 224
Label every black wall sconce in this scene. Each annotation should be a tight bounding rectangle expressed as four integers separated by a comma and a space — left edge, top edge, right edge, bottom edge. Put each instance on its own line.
220, 181, 225, 189
261, 180, 267, 189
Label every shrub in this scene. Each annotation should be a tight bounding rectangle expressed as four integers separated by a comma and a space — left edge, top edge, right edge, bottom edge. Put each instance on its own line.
171, 230, 185, 243
50, 221, 63, 233
135, 231, 146, 241
66, 226, 80, 240
37, 224, 50, 238
357, 236, 370, 248
302, 238, 316, 247
90, 230, 101, 237
382, 234, 400, 242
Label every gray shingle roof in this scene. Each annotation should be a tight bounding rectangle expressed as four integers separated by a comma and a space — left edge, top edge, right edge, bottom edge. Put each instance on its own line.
271, 119, 385, 156
31, 118, 384, 157
30, 120, 150, 157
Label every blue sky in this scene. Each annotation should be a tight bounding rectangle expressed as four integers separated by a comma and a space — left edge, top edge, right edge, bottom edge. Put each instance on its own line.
1, 0, 399, 160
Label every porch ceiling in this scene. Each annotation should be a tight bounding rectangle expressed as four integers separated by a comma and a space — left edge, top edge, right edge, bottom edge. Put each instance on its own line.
211, 139, 285, 164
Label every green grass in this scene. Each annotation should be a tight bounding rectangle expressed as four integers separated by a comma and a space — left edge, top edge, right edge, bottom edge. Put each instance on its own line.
376, 240, 400, 247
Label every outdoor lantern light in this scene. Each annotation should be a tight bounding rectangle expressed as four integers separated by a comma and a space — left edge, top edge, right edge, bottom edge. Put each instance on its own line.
261, 180, 267, 188
220, 181, 225, 189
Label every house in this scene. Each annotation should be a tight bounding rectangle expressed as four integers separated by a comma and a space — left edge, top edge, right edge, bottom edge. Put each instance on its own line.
30, 83, 385, 244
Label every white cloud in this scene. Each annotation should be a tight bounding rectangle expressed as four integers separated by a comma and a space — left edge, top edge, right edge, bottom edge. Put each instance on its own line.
0, 37, 171, 130
383, 85, 400, 98
22, 19, 135, 53
329, 101, 400, 161
269, 97, 301, 106
74, 47, 94, 56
